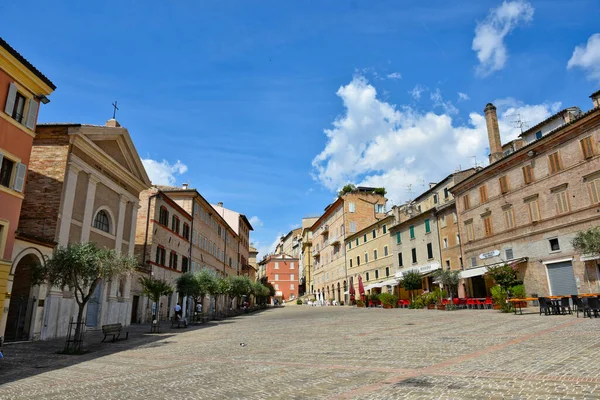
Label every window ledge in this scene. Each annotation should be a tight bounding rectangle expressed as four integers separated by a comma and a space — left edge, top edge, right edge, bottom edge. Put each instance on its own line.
549, 250, 562, 254
0, 184, 24, 199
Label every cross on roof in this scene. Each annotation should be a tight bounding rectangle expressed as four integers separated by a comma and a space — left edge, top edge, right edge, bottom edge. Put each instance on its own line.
111, 101, 119, 119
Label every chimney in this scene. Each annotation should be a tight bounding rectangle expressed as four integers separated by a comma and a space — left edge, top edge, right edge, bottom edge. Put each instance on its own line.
484, 103, 503, 164
182, 183, 188, 189
105, 119, 121, 128
428, 182, 437, 189
591, 90, 600, 109
217, 202, 223, 207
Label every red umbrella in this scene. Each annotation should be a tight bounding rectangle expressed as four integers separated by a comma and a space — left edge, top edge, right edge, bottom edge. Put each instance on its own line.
349, 283, 355, 296
358, 275, 365, 296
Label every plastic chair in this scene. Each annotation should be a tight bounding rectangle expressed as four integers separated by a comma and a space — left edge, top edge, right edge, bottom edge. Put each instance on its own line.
459, 298, 467, 309
452, 298, 460, 308
466, 298, 474, 309
559, 297, 572, 315
474, 298, 485, 309
484, 297, 493, 309
538, 297, 554, 315
587, 297, 600, 318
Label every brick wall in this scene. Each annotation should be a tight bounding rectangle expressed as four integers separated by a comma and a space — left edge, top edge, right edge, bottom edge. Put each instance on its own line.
18, 126, 70, 241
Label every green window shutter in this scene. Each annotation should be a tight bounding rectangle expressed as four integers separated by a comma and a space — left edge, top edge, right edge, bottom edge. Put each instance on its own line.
396, 232, 401, 244
409, 225, 415, 239
425, 219, 431, 233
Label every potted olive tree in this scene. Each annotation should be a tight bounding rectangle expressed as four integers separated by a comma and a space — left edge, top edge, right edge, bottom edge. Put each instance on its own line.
378, 293, 398, 309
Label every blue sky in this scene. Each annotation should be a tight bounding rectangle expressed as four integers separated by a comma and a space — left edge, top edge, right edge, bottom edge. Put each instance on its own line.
3, 1, 600, 258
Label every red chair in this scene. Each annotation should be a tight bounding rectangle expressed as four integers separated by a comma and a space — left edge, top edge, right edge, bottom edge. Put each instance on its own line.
452, 298, 460, 308
484, 297, 493, 309
459, 298, 467, 309
466, 298, 475, 309
442, 298, 449, 305
474, 298, 485, 309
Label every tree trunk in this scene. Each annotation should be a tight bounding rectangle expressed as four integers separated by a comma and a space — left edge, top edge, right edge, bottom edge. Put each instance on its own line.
74, 303, 86, 352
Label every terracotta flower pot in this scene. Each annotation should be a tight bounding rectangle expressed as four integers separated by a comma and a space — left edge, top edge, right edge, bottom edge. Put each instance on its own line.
427, 304, 436, 310
437, 304, 446, 310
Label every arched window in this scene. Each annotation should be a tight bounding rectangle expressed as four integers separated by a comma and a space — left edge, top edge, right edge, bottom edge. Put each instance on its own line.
94, 210, 110, 232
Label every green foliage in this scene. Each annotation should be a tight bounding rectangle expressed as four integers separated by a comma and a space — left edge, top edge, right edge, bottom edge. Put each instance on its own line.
378, 292, 398, 307
228, 275, 252, 300
296, 299, 303, 305
139, 277, 173, 305
374, 187, 387, 196
259, 276, 276, 297
400, 270, 422, 292
410, 297, 424, 309
431, 287, 447, 304
196, 268, 218, 298
486, 263, 522, 291
510, 284, 526, 299
490, 286, 513, 313
338, 184, 356, 197
572, 227, 600, 257
176, 272, 200, 299
369, 292, 379, 302
434, 269, 460, 298
33, 242, 137, 307
356, 299, 365, 307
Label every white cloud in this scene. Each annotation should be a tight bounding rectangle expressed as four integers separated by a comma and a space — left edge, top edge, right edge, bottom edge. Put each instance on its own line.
431, 88, 459, 115
255, 234, 283, 261
472, 1, 534, 76
311, 75, 560, 206
409, 84, 425, 100
249, 216, 263, 228
567, 33, 600, 82
387, 72, 402, 80
458, 92, 470, 101
142, 159, 188, 185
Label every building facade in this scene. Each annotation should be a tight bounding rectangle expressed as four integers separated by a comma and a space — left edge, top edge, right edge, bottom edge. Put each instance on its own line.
9, 120, 150, 340
345, 215, 396, 298
299, 216, 319, 296
311, 188, 387, 304
452, 95, 600, 298
0, 37, 55, 340
132, 188, 193, 323
258, 253, 299, 301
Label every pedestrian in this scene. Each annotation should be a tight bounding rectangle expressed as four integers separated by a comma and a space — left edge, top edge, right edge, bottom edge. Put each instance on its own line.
174, 303, 182, 319
196, 302, 202, 314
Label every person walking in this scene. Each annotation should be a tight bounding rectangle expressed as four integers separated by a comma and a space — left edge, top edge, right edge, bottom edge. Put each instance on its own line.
174, 303, 182, 319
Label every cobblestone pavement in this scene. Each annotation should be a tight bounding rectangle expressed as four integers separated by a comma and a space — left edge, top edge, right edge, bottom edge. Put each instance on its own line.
1, 306, 600, 399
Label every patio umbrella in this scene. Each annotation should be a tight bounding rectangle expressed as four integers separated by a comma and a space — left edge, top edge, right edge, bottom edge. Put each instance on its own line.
358, 275, 366, 303
349, 282, 356, 303
358, 275, 365, 296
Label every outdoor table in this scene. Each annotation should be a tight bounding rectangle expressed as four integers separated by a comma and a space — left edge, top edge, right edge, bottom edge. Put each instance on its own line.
508, 298, 537, 315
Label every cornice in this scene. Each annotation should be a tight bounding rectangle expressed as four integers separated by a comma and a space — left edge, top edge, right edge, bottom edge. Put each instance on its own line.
0, 47, 54, 95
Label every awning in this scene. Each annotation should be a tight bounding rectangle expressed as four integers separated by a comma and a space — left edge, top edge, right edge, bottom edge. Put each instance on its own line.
459, 257, 528, 279
459, 266, 488, 279
395, 262, 441, 279
364, 279, 399, 290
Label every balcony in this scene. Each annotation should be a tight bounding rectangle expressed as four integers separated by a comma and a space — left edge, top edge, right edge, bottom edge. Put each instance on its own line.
329, 236, 340, 246
320, 225, 329, 235
312, 248, 320, 258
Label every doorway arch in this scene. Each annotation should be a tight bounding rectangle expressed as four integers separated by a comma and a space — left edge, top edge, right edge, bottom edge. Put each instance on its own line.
5, 252, 41, 341
336, 282, 341, 303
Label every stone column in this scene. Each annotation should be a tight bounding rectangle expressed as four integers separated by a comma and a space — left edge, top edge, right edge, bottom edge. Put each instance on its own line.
128, 203, 139, 257
80, 174, 99, 243
58, 163, 82, 246
114, 195, 127, 252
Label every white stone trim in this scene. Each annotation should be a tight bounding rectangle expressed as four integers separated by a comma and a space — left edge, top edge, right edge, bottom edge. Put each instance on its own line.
92, 205, 116, 235
58, 163, 82, 246
90, 226, 116, 240
542, 257, 574, 265
81, 174, 100, 242
114, 196, 127, 252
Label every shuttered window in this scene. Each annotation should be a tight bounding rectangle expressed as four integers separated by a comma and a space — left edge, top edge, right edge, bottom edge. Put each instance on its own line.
409, 225, 415, 239
426, 243, 433, 259
588, 178, 600, 204
527, 199, 541, 223
554, 190, 570, 215
465, 222, 474, 241
463, 194, 470, 210
396, 232, 401, 244
499, 175, 509, 194
548, 152, 562, 174
479, 186, 488, 203
483, 216, 493, 237
503, 208, 515, 230
424, 219, 431, 233
522, 165, 534, 184
581, 136, 594, 159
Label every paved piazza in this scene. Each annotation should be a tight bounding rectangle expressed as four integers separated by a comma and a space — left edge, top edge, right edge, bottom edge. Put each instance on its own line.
1, 306, 600, 399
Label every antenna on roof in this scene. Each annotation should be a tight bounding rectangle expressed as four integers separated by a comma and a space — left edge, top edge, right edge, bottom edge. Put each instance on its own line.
471, 156, 480, 168
510, 113, 529, 134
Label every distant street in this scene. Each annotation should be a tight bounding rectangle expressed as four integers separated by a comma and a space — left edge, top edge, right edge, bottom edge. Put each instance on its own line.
1, 306, 600, 399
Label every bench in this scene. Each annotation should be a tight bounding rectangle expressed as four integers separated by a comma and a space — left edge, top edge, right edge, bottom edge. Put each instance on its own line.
170, 317, 187, 329
101, 323, 128, 342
